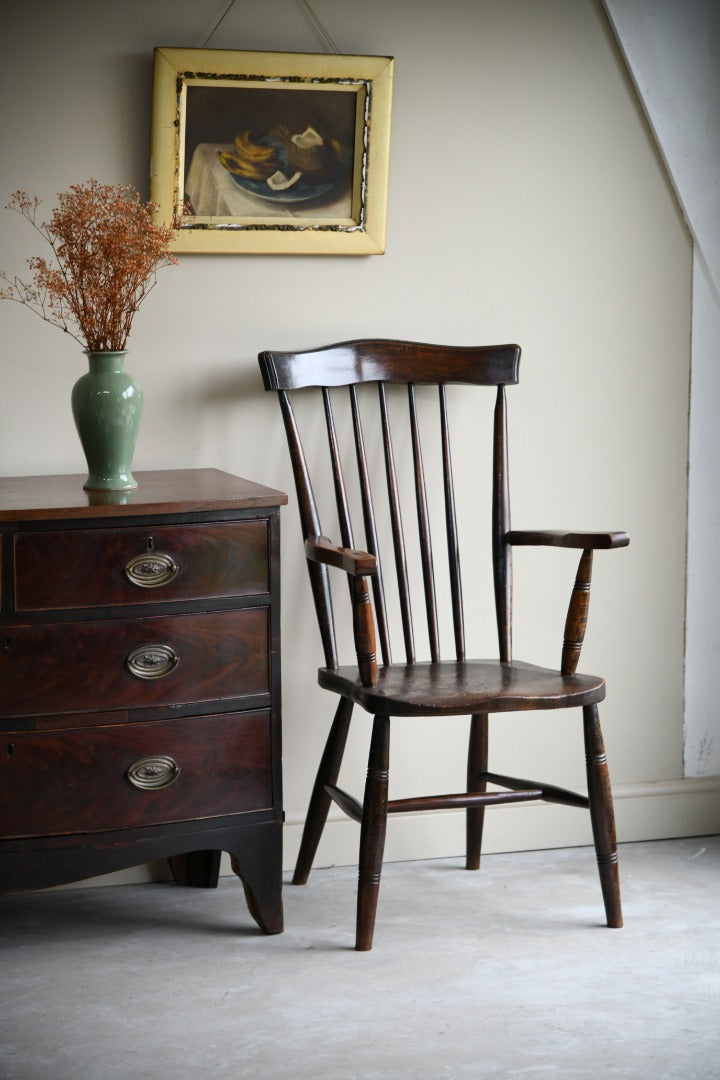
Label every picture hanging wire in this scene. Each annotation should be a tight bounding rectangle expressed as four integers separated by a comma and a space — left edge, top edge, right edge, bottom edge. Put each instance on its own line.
200, 0, 340, 53
201, 0, 237, 47
298, 0, 340, 53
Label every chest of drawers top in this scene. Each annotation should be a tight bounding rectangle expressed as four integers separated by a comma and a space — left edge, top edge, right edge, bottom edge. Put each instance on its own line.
0, 469, 287, 524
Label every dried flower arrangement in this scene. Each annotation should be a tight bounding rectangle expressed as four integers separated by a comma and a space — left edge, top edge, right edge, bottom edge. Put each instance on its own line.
0, 179, 177, 352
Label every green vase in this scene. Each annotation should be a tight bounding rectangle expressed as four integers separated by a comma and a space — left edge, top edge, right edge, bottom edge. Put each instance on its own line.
71, 351, 143, 491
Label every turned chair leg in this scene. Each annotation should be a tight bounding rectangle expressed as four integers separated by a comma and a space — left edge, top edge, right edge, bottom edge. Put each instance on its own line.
583, 703, 623, 928
466, 712, 489, 870
293, 697, 354, 886
356, 714, 391, 951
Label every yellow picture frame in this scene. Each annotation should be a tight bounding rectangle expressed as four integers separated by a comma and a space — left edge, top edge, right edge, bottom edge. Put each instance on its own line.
150, 47, 394, 255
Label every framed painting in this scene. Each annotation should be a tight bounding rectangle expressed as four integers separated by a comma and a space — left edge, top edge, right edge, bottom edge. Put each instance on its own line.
150, 47, 394, 255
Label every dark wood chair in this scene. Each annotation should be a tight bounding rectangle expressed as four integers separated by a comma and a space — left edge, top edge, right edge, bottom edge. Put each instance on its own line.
258, 339, 629, 950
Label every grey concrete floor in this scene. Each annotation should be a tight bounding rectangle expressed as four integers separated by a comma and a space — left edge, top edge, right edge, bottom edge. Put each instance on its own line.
1, 836, 718, 1080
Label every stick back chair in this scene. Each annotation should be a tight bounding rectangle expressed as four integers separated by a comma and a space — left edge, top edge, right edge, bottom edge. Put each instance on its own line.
258, 339, 629, 950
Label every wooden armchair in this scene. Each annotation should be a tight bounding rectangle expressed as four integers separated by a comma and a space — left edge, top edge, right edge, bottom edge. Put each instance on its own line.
258, 339, 629, 950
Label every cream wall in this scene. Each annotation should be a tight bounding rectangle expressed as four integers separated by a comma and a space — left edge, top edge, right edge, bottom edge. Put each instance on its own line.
1, 0, 714, 885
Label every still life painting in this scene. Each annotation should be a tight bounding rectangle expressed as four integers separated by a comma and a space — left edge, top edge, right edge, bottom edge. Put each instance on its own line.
150, 48, 394, 255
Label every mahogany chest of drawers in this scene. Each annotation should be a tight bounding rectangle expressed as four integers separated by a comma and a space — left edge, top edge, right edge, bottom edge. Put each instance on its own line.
0, 469, 286, 934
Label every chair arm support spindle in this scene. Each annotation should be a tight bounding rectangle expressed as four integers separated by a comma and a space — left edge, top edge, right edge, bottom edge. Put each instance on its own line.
352, 575, 379, 686
305, 536, 378, 686
562, 548, 593, 676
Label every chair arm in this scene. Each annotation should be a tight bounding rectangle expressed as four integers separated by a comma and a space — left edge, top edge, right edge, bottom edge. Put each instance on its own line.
305, 536, 378, 687
507, 529, 629, 550
507, 530, 629, 676
305, 537, 378, 577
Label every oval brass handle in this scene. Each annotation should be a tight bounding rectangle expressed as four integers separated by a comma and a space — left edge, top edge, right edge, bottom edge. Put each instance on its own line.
127, 755, 181, 790
124, 552, 179, 588
126, 643, 179, 680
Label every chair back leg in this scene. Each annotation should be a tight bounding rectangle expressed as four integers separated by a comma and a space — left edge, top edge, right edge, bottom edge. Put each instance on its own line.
356, 714, 391, 951
293, 697, 354, 885
466, 712, 489, 870
583, 703, 623, 928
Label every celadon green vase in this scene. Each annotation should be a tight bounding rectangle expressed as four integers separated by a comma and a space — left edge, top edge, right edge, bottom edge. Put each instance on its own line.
71, 351, 143, 491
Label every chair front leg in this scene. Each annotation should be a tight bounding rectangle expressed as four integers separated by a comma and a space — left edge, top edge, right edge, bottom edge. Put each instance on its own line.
583, 703, 623, 928
466, 712, 489, 870
356, 714, 391, 951
293, 696, 354, 886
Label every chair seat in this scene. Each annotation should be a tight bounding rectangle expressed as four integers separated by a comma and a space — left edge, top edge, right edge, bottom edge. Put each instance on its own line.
318, 659, 606, 716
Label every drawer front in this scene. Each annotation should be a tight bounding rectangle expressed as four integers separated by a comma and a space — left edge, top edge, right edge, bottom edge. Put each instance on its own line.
14, 520, 269, 611
0, 710, 272, 838
0, 608, 269, 718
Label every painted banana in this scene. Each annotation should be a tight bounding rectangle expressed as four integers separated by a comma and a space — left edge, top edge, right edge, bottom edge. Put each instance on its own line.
217, 150, 273, 181
234, 131, 276, 162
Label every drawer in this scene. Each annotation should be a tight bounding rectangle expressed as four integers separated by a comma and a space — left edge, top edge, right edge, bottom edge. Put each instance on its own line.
0, 608, 269, 718
14, 520, 269, 611
0, 710, 272, 838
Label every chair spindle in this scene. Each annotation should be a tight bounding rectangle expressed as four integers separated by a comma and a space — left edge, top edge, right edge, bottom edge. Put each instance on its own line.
279, 390, 338, 669
439, 384, 466, 661
322, 387, 354, 550
350, 386, 392, 667
492, 385, 512, 662
408, 384, 440, 662
379, 382, 415, 663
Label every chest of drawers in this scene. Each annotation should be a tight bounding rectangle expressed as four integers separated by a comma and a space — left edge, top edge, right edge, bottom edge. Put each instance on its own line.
0, 469, 286, 934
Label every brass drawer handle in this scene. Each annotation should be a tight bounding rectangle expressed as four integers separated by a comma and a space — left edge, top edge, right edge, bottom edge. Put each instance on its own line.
124, 552, 179, 588
126, 643, 179, 680
127, 755, 181, 790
